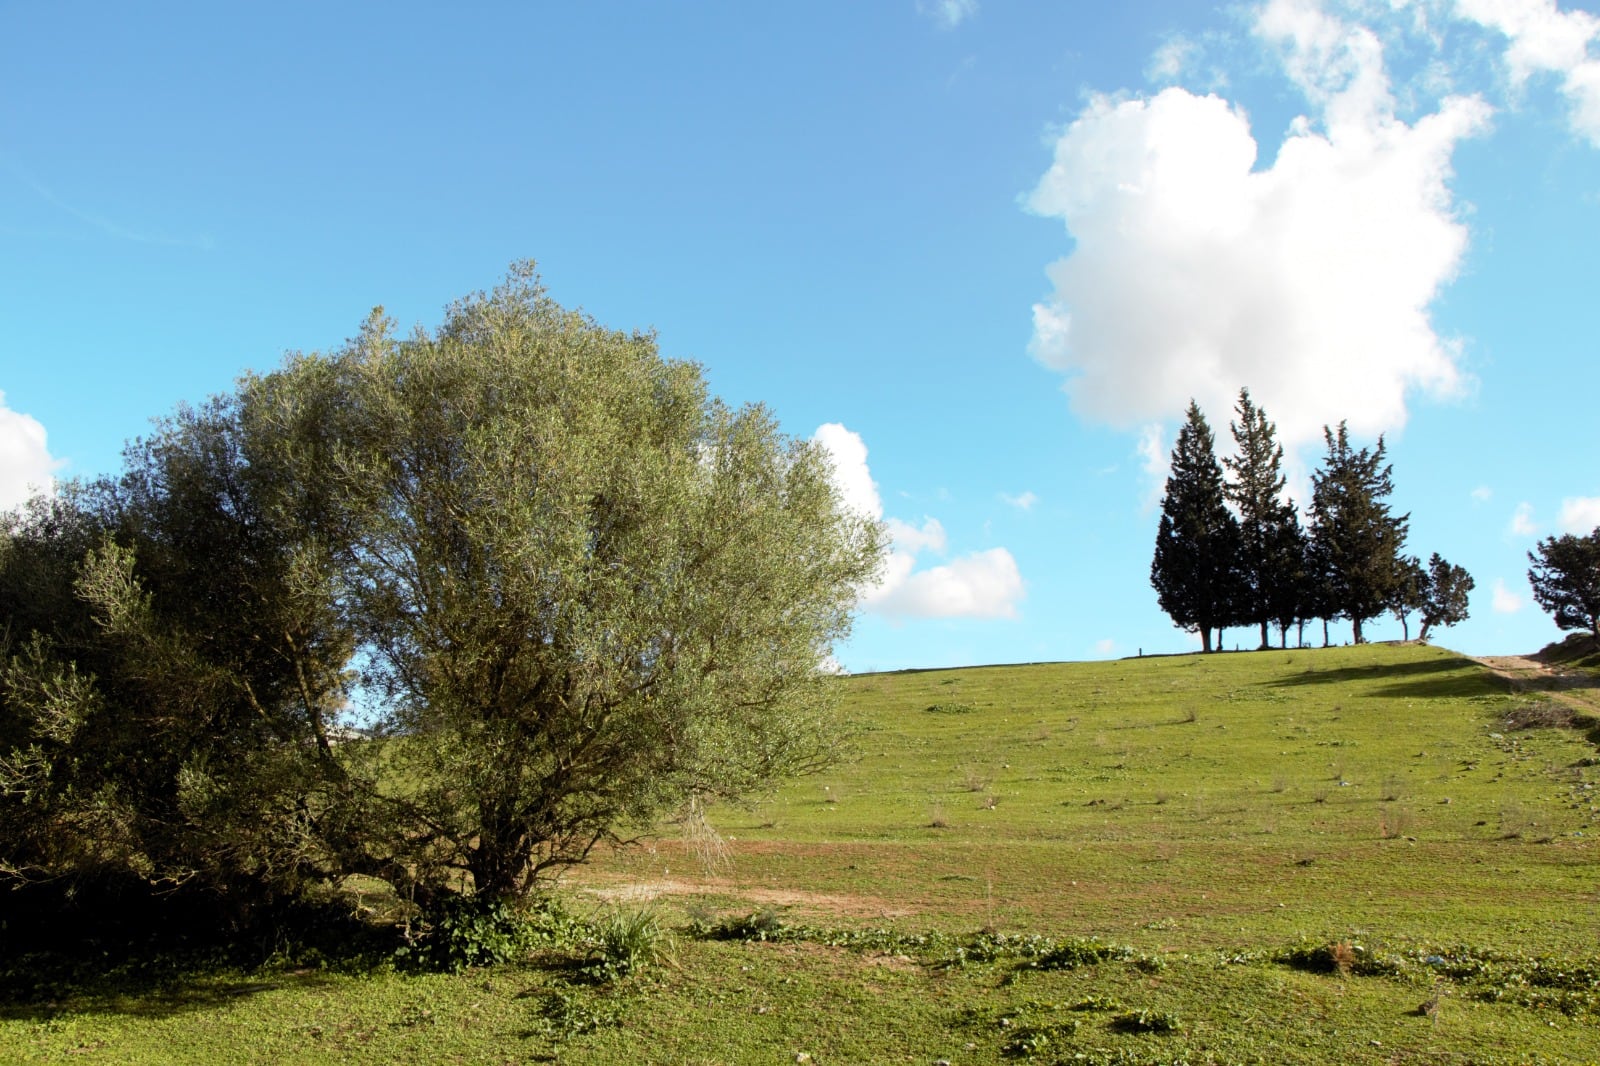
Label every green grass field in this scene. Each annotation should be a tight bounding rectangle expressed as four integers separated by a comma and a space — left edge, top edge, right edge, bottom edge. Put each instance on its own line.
6, 642, 1600, 1064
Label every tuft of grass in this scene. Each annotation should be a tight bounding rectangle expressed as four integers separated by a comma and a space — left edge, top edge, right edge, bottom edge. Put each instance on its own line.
585, 905, 668, 981
1378, 804, 1413, 839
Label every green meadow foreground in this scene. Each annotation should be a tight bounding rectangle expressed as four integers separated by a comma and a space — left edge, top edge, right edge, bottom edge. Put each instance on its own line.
6, 643, 1600, 1064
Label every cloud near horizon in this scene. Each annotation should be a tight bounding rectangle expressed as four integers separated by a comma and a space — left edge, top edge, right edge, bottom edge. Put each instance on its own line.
1028, 0, 1491, 460
0, 391, 62, 510
814, 423, 1025, 620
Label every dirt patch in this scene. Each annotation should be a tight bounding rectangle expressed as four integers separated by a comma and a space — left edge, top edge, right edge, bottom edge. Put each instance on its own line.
1471, 654, 1600, 718
581, 876, 915, 920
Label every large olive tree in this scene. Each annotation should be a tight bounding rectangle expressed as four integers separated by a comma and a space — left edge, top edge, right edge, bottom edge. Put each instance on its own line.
253, 264, 883, 900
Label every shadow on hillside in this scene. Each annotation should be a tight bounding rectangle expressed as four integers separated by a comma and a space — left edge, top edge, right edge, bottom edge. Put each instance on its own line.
1366, 674, 1511, 700
1265, 656, 1510, 700
1496, 670, 1600, 696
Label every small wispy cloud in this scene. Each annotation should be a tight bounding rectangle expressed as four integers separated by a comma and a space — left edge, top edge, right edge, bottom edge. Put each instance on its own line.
1471, 485, 1492, 503
1509, 501, 1538, 536
999, 490, 1039, 511
1148, 36, 1196, 82
917, 0, 978, 30
1492, 578, 1524, 614
9, 162, 214, 250
1094, 638, 1116, 655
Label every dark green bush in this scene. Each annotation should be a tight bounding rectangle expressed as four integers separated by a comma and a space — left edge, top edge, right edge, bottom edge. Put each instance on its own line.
402, 894, 540, 972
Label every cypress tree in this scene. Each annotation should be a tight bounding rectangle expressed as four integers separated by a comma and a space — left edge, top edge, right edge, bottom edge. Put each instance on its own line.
1309, 422, 1409, 644
1223, 388, 1298, 650
1152, 401, 1241, 653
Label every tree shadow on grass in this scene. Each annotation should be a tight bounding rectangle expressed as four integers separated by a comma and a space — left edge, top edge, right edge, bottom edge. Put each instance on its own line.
1493, 671, 1600, 696
0, 954, 347, 1021
0, 890, 403, 1021
1266, 656, 1500, 699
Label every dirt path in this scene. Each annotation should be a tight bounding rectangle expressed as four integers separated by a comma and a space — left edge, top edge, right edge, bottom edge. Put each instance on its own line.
579, 874, 918, 921
1471, 654, 1600, 717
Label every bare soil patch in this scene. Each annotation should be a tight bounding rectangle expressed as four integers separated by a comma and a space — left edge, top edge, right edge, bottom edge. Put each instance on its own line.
581, 874, 914, 920
1471, 653, 1600, 718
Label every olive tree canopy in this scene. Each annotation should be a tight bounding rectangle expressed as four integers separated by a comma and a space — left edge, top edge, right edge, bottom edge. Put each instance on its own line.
256, 264, 884, 899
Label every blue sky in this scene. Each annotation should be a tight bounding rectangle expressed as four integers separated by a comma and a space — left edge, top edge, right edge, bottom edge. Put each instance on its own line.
2, 0, 1597, 672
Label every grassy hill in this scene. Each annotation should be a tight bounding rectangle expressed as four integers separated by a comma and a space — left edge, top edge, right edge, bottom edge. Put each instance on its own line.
7, 643, 1600, 1064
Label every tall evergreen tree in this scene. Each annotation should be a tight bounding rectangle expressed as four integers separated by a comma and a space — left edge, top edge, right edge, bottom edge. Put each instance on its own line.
1223, 388, 1298, 650
1152, 401, 1241, 653
1309, 422, 1409, 643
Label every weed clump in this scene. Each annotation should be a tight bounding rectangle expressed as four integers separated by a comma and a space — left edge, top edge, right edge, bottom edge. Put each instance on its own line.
531, 988, 625, 1040
1275, 938, 1401, 978
925, 702, 976, 714
1505, 700, 1580, 731
1027, 937, 1137, 971
1109, 1008, 1181, 1034
691, 908, 788, 942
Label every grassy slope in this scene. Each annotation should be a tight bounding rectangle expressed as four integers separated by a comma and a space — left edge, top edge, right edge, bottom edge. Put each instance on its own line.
7, 643, 1600, 1065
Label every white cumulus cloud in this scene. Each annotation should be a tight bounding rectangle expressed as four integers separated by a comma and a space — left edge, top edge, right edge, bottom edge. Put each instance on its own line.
811, 422, 881, 520
0, 391, 62, 510
872, 548, 1025, 620
1454, 0, 1600, 144
1509, 501, 1538, 536
1027, 0, 1490, 457
814, 424, 1025, 620
1492, 577, 1525, 613
1558, 495, 1600, 533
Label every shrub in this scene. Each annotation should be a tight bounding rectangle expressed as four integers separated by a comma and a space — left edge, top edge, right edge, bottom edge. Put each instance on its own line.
402, 894, 541, 972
